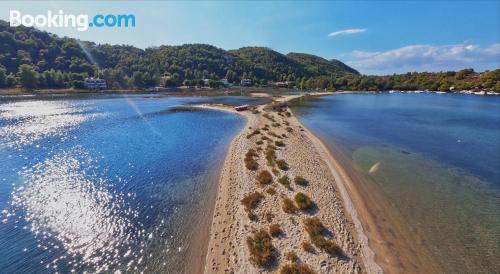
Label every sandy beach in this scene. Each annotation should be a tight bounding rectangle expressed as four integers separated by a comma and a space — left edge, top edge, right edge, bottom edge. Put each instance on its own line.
202, 94, 382, 274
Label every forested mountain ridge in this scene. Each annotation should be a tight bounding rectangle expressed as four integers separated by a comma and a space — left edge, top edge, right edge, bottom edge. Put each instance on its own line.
0, 20, 498, 92
0, 20, 358, 89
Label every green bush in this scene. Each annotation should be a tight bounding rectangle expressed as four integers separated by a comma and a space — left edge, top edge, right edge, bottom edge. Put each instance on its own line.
294, 192, 313, 210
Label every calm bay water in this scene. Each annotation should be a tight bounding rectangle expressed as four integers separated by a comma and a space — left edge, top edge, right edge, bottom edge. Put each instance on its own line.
293, 93, 500, 273
0, 95, 249, 273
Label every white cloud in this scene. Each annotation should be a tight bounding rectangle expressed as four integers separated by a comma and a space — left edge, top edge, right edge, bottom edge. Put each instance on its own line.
328, 28, 366, 37
347, 43, 500, 75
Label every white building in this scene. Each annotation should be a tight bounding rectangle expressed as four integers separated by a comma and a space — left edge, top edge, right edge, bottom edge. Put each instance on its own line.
241, 79, 252, 86
84, 77, 107, 89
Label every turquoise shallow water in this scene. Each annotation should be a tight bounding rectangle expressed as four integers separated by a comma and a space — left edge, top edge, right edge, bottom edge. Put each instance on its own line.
293, 93, 500, 273
0, 95, 249, 273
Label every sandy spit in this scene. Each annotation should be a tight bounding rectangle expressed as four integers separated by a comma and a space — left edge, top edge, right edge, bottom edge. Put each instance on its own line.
201, 94, 382, 274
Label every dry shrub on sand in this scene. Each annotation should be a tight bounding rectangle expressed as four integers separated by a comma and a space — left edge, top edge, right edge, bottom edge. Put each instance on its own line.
294, 176, 309, 187
269, 224, 283, 237
278, 175, 292, 189
302, 241, 315, 253
303, 217, 342, 256
275, 140, 285, 147
256, 170, 273, 185
280, 263, 316, 274
266, 187, 277, 195
241, 192, 264, 211
276, 159, 289, 170
282, 197, 298, 213
247, 229, 274, 267
284, 251, 299, 262
294, 192, 313, 210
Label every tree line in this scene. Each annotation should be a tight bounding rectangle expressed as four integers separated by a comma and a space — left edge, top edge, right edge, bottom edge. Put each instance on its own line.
0, 20, 498, 92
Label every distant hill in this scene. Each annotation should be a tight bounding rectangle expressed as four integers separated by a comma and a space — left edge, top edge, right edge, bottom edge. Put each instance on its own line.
0, 20, 358, 89
287, 52, 359, 75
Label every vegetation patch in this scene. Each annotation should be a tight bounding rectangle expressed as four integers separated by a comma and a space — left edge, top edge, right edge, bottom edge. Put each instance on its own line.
303, 217, 342, 256
244, 149, 259, 170
256, 170, 273, 185
294, 176, 309, 187
265, 146, 277, 166
282, 197, 298, 213
266, 187, 276, 196
241, 192, 264, 211
284, 251, 299, 263
275, 140, 285, 147
280, 263, 316, 274
248, 211, 258, 221
271, 167, 280, 176
247, 229, 275, 267
256, 140, 264, 145
276, 159, 289, 170
286, 127, 293, 133
278, 175, 292, 190
269, 224, 283, 237
265, 212, 275, 222
294, 192, 314, 211
302, 241, 315, 253
263, 113, 276, 122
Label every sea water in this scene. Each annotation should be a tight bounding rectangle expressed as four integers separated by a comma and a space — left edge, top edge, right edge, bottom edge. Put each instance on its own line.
0, 95, 249, 273
293, 93, 499, 273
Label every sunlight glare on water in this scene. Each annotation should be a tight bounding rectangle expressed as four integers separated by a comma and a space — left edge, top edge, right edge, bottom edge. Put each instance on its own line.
10, 147, 145, 273
0, 100, 106, 148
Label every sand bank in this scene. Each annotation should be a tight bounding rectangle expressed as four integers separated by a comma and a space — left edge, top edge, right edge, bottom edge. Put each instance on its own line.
201, 94, 381, 273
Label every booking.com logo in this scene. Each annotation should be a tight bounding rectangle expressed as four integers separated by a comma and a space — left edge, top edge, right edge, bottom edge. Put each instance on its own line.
9, 10, 135, 31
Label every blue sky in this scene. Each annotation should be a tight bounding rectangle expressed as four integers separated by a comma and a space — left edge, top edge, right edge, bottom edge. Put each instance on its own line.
1, 1, 499, 75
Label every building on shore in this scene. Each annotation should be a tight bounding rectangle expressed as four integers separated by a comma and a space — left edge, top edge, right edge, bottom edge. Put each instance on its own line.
241, 79, 252, 86
84, 77, 107, 89
273, 81, 294, 88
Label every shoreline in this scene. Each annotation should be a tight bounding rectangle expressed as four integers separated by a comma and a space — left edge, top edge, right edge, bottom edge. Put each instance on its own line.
202, 94, 380, 273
